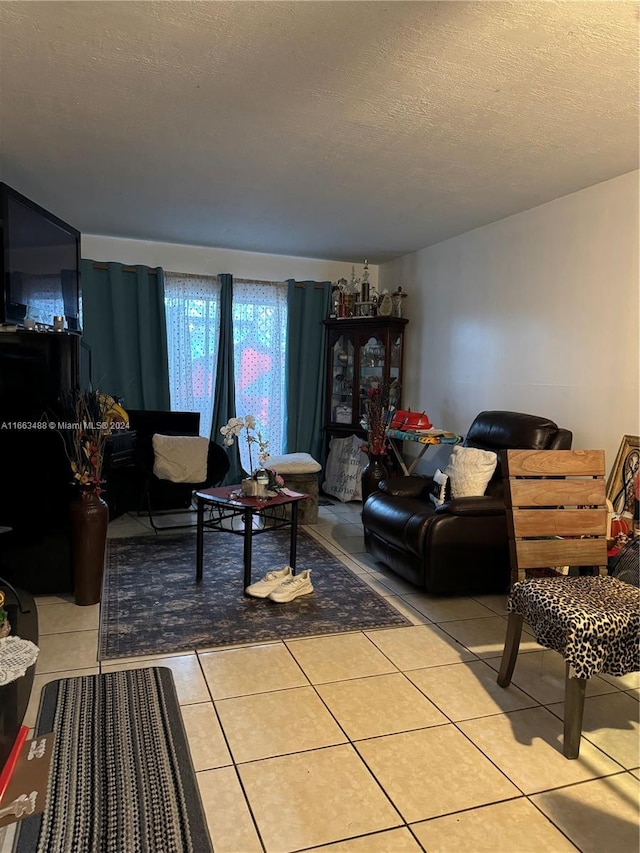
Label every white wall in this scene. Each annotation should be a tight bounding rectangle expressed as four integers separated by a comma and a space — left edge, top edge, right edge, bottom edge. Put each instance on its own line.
81, 234, 378, 287
379, 171, 639, 476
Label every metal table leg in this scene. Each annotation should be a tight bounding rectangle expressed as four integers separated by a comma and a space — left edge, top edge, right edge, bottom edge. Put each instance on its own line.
196, 497, 204, 582
289, 501, 299, 573
243, 506, 254, 591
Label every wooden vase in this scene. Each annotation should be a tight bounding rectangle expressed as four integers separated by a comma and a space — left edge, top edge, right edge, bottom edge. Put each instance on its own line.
361, 454, 389, 505
70, 490, 109, 606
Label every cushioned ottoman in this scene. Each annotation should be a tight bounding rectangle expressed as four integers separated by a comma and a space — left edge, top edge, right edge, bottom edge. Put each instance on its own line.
268, 453, 322, 524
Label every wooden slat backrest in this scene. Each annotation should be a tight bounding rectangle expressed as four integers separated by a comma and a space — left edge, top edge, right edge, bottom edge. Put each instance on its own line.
503, 449, 608, 585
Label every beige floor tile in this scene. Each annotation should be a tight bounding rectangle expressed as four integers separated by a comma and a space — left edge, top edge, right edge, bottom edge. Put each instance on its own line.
411, 797, 577, 853
470, 593, 509, 615
36, 629, 98, 673
368, 571, 422, 596
402, 593, 499, 623
458, 706, 622, 794
336, 535, 367, 553
101, 654, 209, 704
24, 667, 100, 728
359, 574, 401, 598
439, 616, 541, 659
484, 650, 618, 705
106, 519, 153, 538
216, 686, 347, 762
34, 594, 74, 605
197, 766, 262, 853
600, 671, 640, 690
313, 828, 423, 852
384, 596, 431, 626
630, 768, 640, 780
316, 672, 447, 739
239, 744, 402, 851
627, 688, 640, 702
325, 522, 363, 539
180, 702, 232, 770
355, 725, 518, 822
408, 659, 537, 721
547, 691, 640, 769
36, 601, 100, 634
532, 773, 640, 853
364, 624, 475, 671
286, 632, 397, 684
330, 553, 372, 577
199, 642, 308, 699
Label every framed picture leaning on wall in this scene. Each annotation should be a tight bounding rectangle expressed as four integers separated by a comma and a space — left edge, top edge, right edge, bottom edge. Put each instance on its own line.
607, 434, 640, 519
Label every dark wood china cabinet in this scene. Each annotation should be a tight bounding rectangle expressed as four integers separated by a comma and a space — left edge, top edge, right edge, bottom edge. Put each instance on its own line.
323, 317, 408, 437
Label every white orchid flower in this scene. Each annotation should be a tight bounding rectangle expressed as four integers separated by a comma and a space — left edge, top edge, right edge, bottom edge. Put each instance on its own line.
244, 414, 256, 429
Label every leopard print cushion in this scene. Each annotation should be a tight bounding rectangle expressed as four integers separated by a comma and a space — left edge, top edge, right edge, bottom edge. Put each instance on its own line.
509, 575, 640, 680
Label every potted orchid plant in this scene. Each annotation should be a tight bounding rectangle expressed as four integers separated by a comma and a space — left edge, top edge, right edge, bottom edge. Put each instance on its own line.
220, 414, 270, 475
220, 415, 285, 496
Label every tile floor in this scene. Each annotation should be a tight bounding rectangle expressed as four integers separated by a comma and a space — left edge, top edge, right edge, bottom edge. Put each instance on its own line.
2, 500, 639, 853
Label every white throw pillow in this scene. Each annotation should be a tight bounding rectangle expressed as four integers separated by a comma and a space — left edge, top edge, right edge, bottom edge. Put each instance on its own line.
267, 452, 322, 474
444, 445, 498, 498
152, 434, 209, 483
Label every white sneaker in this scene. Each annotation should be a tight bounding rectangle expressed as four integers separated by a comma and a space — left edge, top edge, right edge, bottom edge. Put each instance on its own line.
245, 565, 293, 598
268, 570, 314, 603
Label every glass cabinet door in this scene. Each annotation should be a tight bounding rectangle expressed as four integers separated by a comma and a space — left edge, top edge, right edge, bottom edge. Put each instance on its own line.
330, 334, 354, 426
324, 317, 408, 434
359, 336, 385, 421
389, 332, 402, 409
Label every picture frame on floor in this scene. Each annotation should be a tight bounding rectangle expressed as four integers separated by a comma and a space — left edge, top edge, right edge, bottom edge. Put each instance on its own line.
607, 434, 640, 519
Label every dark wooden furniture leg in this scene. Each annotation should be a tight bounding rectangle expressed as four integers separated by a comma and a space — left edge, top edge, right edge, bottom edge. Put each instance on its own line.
497, 612, 524, 687
196, 496, 204, 582
564, 664, 587, 759
289, 501, 299, 573
243, 507, 254, 591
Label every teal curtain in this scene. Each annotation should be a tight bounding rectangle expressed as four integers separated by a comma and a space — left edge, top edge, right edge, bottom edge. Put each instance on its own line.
80, 260, 170, 410
285, 280, 331, 462
210, 274, 242, 483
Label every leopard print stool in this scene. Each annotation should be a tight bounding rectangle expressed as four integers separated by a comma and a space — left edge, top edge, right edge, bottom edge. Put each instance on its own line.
498, 574, 639, 758
509, 574, 640, 679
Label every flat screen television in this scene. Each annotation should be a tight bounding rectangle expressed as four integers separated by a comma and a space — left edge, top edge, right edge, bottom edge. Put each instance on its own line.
0, 182, 81, 331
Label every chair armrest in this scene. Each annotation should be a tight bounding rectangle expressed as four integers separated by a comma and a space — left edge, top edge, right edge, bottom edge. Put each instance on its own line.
435, 496, 506, 517
378, 476, 432, 499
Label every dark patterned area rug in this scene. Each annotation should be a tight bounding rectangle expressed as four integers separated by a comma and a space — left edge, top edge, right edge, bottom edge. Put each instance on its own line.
99, 529, 410, 660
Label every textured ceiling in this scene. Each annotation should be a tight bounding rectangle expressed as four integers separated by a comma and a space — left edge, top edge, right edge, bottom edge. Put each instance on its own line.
0, 1, 637, 263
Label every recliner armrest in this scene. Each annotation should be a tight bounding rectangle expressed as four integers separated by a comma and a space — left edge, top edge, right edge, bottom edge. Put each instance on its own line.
378, 476, 432, 499
435, 495, 506, 517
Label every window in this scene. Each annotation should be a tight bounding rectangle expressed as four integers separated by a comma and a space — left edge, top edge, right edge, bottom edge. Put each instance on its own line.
233, 279, 287, 472
164, 272, 220, 436
164, 274, 287, 471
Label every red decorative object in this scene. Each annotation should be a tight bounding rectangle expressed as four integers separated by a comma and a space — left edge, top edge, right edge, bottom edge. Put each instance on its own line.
389, 410, 432, 431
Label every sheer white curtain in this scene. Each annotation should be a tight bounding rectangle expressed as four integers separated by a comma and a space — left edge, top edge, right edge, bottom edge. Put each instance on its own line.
232, 279, 287, 472
164, 272, 221, 436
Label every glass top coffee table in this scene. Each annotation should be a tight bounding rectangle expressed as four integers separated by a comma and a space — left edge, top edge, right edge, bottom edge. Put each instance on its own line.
194, 485, 310, 592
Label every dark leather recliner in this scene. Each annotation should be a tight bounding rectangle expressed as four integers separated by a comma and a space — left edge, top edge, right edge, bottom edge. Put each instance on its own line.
362, 411, 573, 595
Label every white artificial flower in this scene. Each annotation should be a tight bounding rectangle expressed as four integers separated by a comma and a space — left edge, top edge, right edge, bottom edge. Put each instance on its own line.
219, 414, 271, 474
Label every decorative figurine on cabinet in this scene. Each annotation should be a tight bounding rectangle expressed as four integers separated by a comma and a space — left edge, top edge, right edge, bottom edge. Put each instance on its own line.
392, 286, 407, 318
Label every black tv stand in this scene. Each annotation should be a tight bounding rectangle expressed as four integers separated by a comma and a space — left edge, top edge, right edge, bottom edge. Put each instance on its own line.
0, 331, 80, 594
